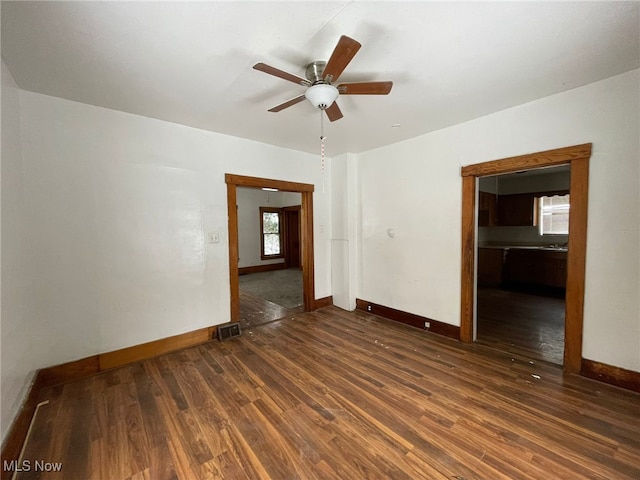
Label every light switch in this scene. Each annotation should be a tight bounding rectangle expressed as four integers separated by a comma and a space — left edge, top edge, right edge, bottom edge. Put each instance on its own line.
208, 232, 220, 244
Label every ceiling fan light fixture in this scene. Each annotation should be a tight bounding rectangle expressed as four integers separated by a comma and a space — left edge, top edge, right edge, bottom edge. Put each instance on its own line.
255, 35, 392, 121
304, 84, 339, 110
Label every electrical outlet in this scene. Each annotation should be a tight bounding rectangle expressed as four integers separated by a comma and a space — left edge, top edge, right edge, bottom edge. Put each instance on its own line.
367, 305, 372, 312
424, 321, 430, 330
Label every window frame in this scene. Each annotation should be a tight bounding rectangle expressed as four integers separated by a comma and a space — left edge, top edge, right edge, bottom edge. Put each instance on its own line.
536, 192, 570, 235
260, 206, 284, 259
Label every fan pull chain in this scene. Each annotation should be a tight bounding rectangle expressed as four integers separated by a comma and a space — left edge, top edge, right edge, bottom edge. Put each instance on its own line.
320, 110, 326, 193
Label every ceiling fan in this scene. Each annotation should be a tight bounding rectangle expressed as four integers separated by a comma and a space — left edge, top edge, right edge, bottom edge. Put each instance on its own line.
253, 35, 393, 122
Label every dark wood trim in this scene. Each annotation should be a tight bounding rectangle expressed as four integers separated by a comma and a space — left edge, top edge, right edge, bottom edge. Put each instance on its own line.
460, 143, 591, 375
36, 355, 100, 387
99, 326, 216, 371
301, 191, 315, 312
282, 205, 302, 212
460, 176, 476, 343
461, 143, 592, 177
283, 205, 302, 268
564, 158, 589, 372
41, 327, 216, 381
581, 359, 640, 393
313, 296, 334, 309
356, 298, 460, 340
238, 263, 286, 275
227, 181, 240, 324
224, 174, 314, 192
226, 174, 316, 320
1, 325, 218, 477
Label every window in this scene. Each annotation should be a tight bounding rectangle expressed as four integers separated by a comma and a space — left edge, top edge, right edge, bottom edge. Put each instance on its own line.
260, 207, 283, 258
538, 193, 570, 235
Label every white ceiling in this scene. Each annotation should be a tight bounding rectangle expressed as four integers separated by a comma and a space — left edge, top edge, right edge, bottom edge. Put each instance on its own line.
2, 1, 638, 156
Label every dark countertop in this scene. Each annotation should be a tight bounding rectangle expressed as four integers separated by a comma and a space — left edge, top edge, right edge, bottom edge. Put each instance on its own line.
479, 245, 568, 252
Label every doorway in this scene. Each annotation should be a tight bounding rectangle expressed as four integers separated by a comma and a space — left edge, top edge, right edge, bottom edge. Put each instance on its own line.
225, 174, 315, 325
235, 188, 303, 327
460, 144, 591, 373
475, 166, 570, 365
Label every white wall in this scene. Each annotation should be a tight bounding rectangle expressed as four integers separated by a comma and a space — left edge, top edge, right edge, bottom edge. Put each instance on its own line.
280, 192, 302, 207
356, 69, 639, 372
1, 62, 41, 440
331, 153, 358, 310
236, 187, 301, 268
1, 87, 331, 441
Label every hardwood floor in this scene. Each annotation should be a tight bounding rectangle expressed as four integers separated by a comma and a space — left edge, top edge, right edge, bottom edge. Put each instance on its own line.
239, 268, 304, 310
16, 307, 639, 480
239, 291, 303, 328
477, 287, 565, 365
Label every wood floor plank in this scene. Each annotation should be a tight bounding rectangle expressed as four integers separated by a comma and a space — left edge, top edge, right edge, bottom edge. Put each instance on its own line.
243, 400, 320, 480
146, 442, 178, 480
14, 307, 640, 480
217, 426, 270, 480
239, 290, 302, 328
477, 287, 565, 364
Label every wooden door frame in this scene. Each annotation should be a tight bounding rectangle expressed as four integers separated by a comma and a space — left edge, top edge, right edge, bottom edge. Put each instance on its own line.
225, 174, 315, 323
459, 143, 591, 373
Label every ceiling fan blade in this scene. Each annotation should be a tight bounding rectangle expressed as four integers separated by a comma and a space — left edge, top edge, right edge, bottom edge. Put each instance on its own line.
325, 101, 343, 122
337, 81, 393, 95
268, 95, 307, 112
253, 63, 311, 86
322, 35, 361, 83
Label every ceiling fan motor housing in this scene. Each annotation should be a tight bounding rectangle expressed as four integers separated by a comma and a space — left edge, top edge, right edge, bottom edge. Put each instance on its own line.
305, 61, 328, 83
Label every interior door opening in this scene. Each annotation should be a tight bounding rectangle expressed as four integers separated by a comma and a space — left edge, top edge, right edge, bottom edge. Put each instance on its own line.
460, 144, 591, 374
475, 166, 570, 365
236, 187, 303, 328
225, 174, 315, 327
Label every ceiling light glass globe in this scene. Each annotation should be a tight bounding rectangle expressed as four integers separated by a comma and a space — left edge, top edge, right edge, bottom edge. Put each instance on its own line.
304, 84, 339, 110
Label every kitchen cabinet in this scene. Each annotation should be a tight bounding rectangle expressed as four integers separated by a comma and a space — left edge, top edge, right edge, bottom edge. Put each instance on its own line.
478, 191, 497, 227
497, 193, 535, 226
478, 248, 504, 287
503, 248, 567, 288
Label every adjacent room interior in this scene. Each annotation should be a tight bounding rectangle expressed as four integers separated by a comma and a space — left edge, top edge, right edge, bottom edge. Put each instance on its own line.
236, 186, 304, 328
476, 166, 570, 365
1, 2, 638, 479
